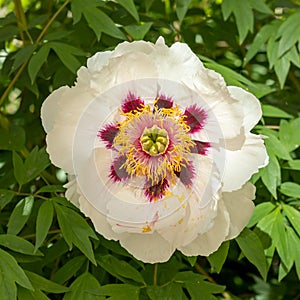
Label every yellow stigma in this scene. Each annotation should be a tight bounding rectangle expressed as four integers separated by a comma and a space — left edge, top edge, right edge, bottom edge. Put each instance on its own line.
140, 125, 169, 156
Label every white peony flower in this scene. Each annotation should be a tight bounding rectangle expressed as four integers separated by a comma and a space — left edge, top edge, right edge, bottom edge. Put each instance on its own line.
41, 37, 268, 263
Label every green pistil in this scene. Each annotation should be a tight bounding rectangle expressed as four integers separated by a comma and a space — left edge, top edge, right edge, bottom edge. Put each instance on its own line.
140, 125, 169, 156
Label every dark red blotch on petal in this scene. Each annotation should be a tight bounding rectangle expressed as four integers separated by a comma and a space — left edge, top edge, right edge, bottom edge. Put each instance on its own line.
110, 155, 129, 182
183, 104, 207, 133
175, 161, 195, 187
122, 92, 144, 113
190, 140, 210, 155
98, 124, 119, 149
155, 95, 173, 110
144, 178, 169, 202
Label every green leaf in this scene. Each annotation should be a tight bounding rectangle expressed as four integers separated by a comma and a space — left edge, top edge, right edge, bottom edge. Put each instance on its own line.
50, 42, 85, 74
279, 118, 300, 152
124, 22, 153, 40
54, 201, 97, 264
186, 256, 197, 267
222, 0, 254, 43
0, 248, 33, 300
280, 182, 300, 199
147, 283, 184, 300
71, 0, 125, 40
0, 234, 42, 256
116, 0, 139, 22
36, 185, 66, 194
174, 271, 225, 299
64, 272, 103, 300
11, 45, 37, 73
261, 154, 281, 199
288, 159, 300, 170
0, 125, 25, 150
207, 241, 230, 273
247, 202, 276, 227
261, 104, 293, 119
274, 51, 291, 89
0, 189, 15, 209
17, 286, 49, 300
283, 204, 300, 236
12, 151, 26, 185
276, 10, 300, 57
175, 0, 192, 23
35, 200, 54, 251
248, 0, 273, 14
25, 270, 69, 293
236, 228, 268, 280
52, 256, 86, 284
264, 134, 292, 161
28, 44, 50, 84
96, 254, 145, 284
88, 284, 140, 300
7, 197, 34, 235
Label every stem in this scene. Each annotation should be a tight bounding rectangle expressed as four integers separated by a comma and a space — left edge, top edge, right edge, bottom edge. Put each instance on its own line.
13, 0, 27, 44
153, 263, 158, 286
0, 0, 70, 106
195, 263, 234, 300
21, 229, 61, 239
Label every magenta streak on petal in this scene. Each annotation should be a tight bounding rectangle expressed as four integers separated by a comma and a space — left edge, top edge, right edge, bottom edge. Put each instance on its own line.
144, 178, 169, 202
122, 92, 144, 113
175, 161, 195, 187
155, 95, 173, 110
190, 140, 210, 155
109, 155, 129, 182
183, 104, 207, 133
98, 124, 119, 149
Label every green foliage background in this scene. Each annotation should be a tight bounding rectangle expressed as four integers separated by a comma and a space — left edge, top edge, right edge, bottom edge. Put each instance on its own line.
0, 0, 300, 299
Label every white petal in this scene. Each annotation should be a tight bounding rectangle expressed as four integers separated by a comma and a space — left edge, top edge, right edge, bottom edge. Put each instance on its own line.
64, 175, 80, 207
178, 200, 230, 256
223, 182, 256, 240
228, 86, 262, 132
87, 51, 112, 71
222, 133, 269, 192
41, 86, 69, 133
120, 232, 174, 263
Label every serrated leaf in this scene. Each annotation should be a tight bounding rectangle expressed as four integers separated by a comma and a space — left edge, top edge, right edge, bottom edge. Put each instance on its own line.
283, 204, 300, 236
222, 0, 254, 43
277, 10, 300, 57
261, 104, 293, 119
261, 154, 281, 198
52, 256, 86, 284
71, 0, 125, 40
89, 284, 140, 300
28, 44, 50, 83
64, 272, 103, 300
96, 254, 145, 284
0, 248, 33, 300
0, 189, 15, 209
124, 22, 153, 40
236, 228, 268, 280
117, 0, 139, 22
0, 125, 25, 151
35, 200, 54, 251
247, 202, 276, 227
54, 201, 97, 264
25, 270, 69, 293
207, 241, 230, 273
7, 197, 34, 235
175, 0, 192, 22
0, 234, 42, 256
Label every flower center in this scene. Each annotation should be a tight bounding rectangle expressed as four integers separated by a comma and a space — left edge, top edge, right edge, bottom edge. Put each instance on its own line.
140, 125, 169, 156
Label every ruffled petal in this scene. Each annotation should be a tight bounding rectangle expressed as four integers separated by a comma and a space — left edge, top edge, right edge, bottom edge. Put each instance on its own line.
64, 175, 80, 207
223, 182, 255, 240
178, 200, 230, 256
222, 133, 269, 192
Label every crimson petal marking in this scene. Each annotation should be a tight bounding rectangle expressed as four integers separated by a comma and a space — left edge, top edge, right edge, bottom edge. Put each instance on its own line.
190, 140, 210, 155
110, 155, 130, 182
144, 178, 169, 202
98, 124, 119, 149
183, 104, 207, 133
155, 95, 173, 110
122, 92, 144, 113
175, 161, 195, 187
